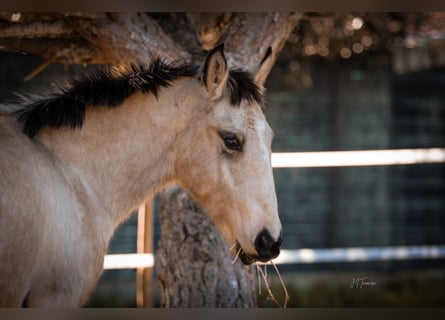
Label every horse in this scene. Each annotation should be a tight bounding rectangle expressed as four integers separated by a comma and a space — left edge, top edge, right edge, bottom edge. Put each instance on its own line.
0, 44, 282, 307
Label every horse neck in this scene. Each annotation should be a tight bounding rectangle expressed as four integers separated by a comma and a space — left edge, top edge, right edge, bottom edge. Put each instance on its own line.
38, 79, 199, 226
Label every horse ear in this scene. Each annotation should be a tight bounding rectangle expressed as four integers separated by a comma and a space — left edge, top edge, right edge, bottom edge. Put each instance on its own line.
201, 43, 229, 100
254, 47, 273, 89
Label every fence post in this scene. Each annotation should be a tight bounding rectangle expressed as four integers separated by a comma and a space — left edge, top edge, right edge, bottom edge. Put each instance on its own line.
136, 199, 154, 307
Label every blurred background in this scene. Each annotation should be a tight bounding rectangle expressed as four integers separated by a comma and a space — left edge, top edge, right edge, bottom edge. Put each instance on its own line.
1, 12, 444, 307
259, 13, 445, 307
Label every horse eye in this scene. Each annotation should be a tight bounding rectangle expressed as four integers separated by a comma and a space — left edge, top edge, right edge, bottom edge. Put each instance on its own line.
224, 136, 240, 150
220, 133, 243, 152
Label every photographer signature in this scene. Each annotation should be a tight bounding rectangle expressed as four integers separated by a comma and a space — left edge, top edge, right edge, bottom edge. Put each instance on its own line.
349, 277, 377, 288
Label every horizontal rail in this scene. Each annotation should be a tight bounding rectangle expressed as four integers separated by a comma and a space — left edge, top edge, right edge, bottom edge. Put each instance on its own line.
103, 245, 445, 270
267, 245, 445, 265
104, 253, 154, 270
271, 148, 445, 168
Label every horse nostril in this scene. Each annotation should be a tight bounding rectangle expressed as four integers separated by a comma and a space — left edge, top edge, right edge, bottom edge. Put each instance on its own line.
274, 233, 283, 249
254, 229, 282, 261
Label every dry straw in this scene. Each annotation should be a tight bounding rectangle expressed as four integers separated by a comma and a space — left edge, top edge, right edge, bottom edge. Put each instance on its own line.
256, 261, 289, 308
229, 242, 289, 308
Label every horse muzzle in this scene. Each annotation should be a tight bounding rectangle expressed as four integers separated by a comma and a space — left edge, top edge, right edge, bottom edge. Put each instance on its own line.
236, 230, 282, 265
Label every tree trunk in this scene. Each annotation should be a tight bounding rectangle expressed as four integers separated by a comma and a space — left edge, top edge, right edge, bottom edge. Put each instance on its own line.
156, 187, 257, 307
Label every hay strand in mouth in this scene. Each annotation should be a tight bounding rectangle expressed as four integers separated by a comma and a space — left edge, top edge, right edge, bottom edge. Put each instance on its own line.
271, 260, 289, 308
257, 263, 262, 295
256, 261, 289, 308
256, 263, 281, 307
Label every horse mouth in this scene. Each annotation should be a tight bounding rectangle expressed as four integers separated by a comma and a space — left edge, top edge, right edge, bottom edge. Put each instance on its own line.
235, 242, 279, 265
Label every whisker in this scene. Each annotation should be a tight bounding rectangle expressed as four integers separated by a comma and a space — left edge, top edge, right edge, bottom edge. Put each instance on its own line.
228, 242, 238, 252
231, 247, 242, 264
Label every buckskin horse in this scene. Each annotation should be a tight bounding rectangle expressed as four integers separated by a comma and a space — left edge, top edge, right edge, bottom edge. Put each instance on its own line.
0, 44, 282, 307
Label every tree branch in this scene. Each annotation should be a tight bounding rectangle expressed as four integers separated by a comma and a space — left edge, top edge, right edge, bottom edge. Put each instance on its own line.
0, 20, 75, 38
69, 13, 191, 65
0, 13, 192, 66
223, 13, 302, 74
186, 13, 232, 50
0, 37, 106, 64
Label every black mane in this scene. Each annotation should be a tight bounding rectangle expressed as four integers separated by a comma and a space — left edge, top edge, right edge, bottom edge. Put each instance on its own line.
227, 69, 263, 106
17, 58, 263, 138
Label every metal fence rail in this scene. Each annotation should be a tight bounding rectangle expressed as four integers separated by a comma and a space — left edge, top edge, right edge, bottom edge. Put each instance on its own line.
104, 245, 445, 269
271, 148, 445, 168
268, 245, 445, 265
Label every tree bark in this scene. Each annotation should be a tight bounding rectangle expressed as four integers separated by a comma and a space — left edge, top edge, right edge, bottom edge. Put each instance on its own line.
156, 187, 257, 307
67, 13, 191, 65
